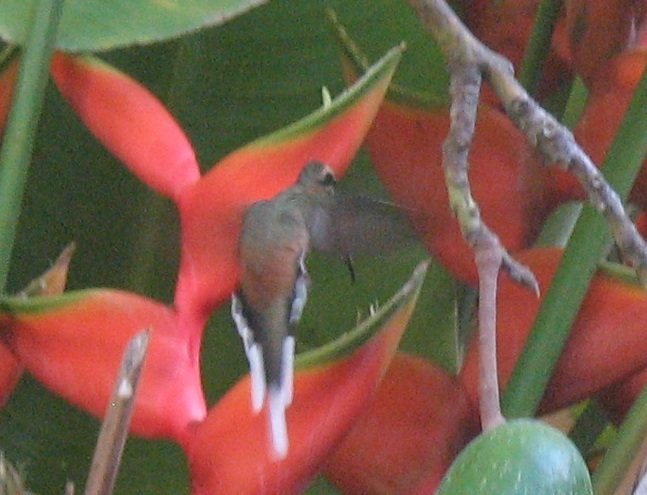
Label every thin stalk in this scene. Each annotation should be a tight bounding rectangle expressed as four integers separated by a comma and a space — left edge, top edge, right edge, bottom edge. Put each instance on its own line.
0, 0, 64, 292
568, 400, 609, 455
85, 330, 150, 495
517, 0, 563, 95
592, 387, 647, 495
502, 55, 647, 418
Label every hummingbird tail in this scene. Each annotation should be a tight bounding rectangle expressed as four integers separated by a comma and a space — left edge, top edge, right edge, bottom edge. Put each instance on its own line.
268, 384, 289, 460
249, 342, 266, 413
282, 335, 295, 406
231, 293, 267, 413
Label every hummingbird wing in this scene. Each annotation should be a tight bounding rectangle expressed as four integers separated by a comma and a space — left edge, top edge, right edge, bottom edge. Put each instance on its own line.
308, 194, 420, 259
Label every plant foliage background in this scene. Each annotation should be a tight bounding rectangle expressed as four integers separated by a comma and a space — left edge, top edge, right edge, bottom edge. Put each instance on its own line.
0, 1, 457, 493
5, 0, 645, 493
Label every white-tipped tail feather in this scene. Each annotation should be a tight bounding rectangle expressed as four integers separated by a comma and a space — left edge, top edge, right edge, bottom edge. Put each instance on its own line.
232, 294, 266, 413
231, 294, 251, 349
248, 342, 266, 413
231, 293, 296, 459
282, 336, 295, 407
268, 385, 289, 459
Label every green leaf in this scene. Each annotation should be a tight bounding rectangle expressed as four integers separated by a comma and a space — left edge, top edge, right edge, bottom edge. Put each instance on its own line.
0, 0, 267, 52
328, 6, 449, 109
0, 0, 63, 291
297, 261, 427, 367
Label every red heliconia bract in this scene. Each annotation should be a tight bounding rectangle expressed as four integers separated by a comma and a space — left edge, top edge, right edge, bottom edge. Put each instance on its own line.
560, 0, 647, 86
174, 67, 399, 321
0, 291, 206, 441
50, 53, 201, 202
363, 99, 553, 286
0, 44, 416, 494
324, 352, 479, 495
459, 248, 647, 416
0, 242, 76, 407
0, 56, 18, 135
50, 48, 402, 326
0, 346, 21, 409
597, 366, 647, 425
549, 48, 647, 208
459, 0, 572, 100
185, 265, 423, 495
0, 55, 21, 402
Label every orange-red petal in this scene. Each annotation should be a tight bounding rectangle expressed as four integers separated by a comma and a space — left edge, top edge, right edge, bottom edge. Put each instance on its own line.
0, 344, 21, 408
562, 0, 646, 85
50, 53, 201, 202
550, 49, 647, 207
459, 248, 647, 415
0, 290, 206, 441
184, 261, 422, 495
0, 56, 18, 134
324, 353, 478, 495
365, 100, 552, 286
173, 47, 402, 320
597, 365, 647, 424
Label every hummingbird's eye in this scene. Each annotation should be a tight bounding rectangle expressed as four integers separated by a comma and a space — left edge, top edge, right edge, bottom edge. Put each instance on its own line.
320, 171, 336, 186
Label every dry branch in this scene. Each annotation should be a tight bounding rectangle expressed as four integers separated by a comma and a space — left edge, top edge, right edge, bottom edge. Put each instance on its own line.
408, 0, 647, 430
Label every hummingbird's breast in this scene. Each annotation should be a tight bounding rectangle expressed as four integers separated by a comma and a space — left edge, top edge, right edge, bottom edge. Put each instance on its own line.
238, 201, 309, 311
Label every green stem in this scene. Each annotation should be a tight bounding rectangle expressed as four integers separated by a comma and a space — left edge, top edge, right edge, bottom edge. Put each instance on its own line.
560, 77, 588, 129
517, 0, 563, 95
592, 387, 647, 495
568, 400, 609, 455
0, 0, 64, 292
0, 45, 18, 70
502, 52, 647, 418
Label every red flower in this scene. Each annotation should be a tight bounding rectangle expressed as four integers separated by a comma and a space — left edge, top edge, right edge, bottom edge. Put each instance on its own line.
0, 47, 426, 492
460, 247, 647, 415
325, 353, 479, 494
335, 24, 556, 286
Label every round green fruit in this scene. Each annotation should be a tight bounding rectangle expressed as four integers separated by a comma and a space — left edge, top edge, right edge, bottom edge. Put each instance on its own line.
437, 418, 593, 495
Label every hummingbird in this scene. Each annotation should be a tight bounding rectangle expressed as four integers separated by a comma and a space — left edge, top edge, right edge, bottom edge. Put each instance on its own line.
231, 161, 416, 459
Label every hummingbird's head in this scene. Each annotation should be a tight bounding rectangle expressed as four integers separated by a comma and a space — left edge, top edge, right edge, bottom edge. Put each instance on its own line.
297, 161, 336, 194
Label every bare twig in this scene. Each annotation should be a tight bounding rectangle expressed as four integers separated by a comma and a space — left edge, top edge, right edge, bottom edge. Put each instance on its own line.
408, 0, 647, 432
475, 237, 506, 430
84, 330, 150, 495
409, 0, 647, 285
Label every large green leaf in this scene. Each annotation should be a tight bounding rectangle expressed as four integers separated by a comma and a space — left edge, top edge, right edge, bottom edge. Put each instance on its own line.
0, 0, 267, 51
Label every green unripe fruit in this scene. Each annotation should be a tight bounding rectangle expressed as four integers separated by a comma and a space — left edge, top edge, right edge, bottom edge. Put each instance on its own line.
437, 419, 593, 494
